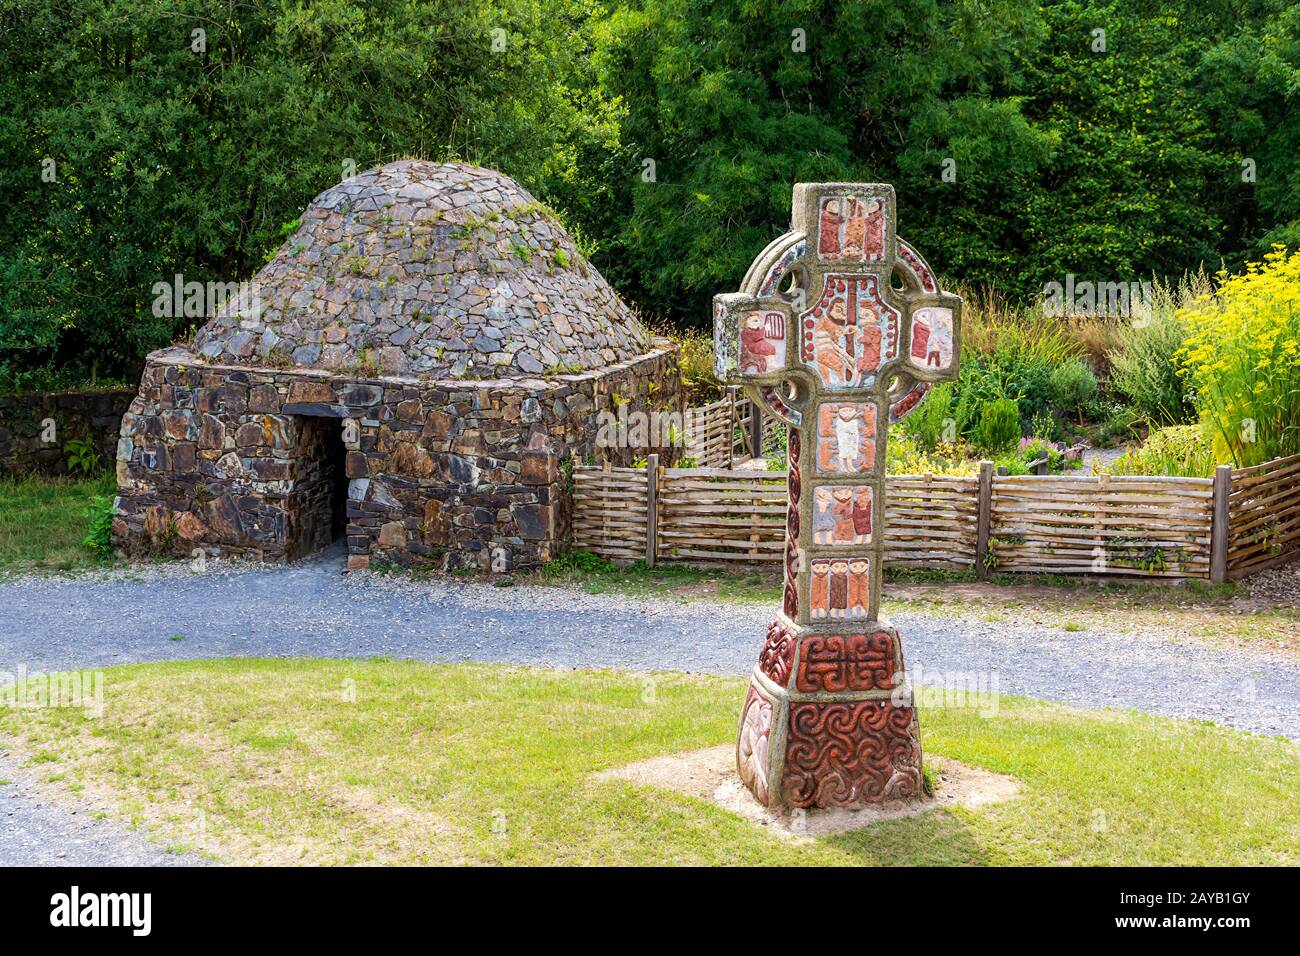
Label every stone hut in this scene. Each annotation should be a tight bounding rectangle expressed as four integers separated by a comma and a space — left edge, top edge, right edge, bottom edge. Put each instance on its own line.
113, 161, 681, 569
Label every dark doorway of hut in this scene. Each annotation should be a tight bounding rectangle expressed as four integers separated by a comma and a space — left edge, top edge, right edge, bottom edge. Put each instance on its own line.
291, 415, 351, 562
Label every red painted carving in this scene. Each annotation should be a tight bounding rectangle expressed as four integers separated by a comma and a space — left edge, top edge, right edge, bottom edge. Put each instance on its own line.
794, 632, 895, 693
758, 619, 796, 686
783, 429, 801, 619
889, 381, 930, 423
818, 199, 844, 258
781, 702, 922, 808
898, 241, 936, 292
759, 385, 800, 426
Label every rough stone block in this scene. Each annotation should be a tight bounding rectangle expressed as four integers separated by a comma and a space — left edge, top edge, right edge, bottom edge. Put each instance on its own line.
248, 383, 280, 413
520, 450, 555, 486
286, 381, 335, 405
345, 451, 369, 479
378, 520, 407, 547
282, 402, 350, 418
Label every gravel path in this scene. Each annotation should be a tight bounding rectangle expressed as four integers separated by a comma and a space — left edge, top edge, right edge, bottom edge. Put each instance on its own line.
1082, 446, 1126, 472
0, 755, 202, 867
1, 551, 1297, 864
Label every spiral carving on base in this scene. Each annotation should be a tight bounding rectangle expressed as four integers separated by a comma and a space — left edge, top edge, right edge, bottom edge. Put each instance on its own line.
758, 620, 796, 686
781, 701, 922, 808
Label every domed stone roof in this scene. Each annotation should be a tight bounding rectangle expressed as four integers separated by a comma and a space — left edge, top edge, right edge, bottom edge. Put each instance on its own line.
191, 161, 650, 378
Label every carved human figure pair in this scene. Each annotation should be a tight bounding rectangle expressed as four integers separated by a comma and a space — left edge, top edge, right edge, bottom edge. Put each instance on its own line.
818, 197, 884, 261
910, 307, 954, 370
811, 299, 882, 387
812, 485, 872, 545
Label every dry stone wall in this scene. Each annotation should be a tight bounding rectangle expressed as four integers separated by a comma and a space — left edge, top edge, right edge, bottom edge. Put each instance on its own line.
114, 342, 681, 569
0, 389, 133, 476
192, 161, 651, 379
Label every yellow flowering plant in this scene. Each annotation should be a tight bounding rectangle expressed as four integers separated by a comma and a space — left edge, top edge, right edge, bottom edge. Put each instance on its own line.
886, 427, 979, 476
1177, 247, 1300, 467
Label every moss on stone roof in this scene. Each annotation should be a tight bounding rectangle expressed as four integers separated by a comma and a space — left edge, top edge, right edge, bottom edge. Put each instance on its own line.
192, 161, 649, 378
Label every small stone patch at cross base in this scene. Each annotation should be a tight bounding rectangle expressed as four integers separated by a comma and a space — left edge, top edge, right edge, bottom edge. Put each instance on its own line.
714, 182, 962, 810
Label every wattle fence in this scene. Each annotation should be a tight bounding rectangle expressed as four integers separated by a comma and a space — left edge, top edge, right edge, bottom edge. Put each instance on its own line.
571, 452, 1300, 581
1224, 454, 1300, 579
682, 388, 781, 468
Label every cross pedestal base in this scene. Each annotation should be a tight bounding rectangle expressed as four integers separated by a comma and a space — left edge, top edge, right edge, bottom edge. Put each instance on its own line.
736, 617, 924, 809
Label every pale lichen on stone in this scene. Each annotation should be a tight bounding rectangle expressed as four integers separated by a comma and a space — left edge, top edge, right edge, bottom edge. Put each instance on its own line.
192, 161, 650, 380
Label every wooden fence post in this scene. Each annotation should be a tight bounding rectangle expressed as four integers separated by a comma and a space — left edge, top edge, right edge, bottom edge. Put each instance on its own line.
748, 399, 763, 461
728, 385, 738, 468
1210, 464, 1231, 583
975, 460, 994, 579
600, 459, 611, 548
645, 454, 659, 568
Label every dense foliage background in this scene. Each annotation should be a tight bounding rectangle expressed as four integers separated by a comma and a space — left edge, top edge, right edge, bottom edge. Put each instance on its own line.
1, 0, 1297, 389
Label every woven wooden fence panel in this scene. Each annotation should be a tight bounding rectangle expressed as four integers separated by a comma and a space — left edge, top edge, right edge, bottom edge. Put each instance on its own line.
1227, 453, 1300, 577
988, 473, 1214, 578
656, 467, 787, 563
884, 474, 981, 571
570, 466, 647, 561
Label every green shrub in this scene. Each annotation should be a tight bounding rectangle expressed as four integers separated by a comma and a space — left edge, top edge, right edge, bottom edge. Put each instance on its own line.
901, 381, 956, 449
885, 428, 978, 476
1028, 407, 1062, 443
1018, 436, 1066, 472
659, 326, 721, 404
1104, 424, 1216, 478
990, 453, 1030, 476
1048, 359, 1097, 424
541, 549, 616, 576
82, 494, 115, 559
942, 301, 1090, 436
1108, 282, 1198, 425
972, 398, 1022, 453
63, 434, 103, 478
763, 423, 789, 471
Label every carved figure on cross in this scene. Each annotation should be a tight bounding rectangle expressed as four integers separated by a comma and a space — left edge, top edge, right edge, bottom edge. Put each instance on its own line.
714, 182, 962, 809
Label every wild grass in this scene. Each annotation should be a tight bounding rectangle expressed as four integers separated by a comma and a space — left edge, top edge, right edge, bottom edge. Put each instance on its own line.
648, 321, 720, 405
1106, 273, 1208, 426
0, 472, 116, 574
1103, 424, 1216, 478
958, 285, 1087, 368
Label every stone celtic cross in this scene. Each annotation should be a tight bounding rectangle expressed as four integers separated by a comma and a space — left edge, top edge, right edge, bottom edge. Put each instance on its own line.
714, 183, 961, 809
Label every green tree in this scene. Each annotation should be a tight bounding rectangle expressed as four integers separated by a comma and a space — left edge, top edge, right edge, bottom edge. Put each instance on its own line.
592, 0, 1054, 323
1196, 1, 1300, 257
0, 0, 616, 389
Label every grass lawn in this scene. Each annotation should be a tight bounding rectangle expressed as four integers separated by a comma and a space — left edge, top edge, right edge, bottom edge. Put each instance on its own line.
0, 472, 114, 574
527, 557, 1300, 657
1, 659, 1295, 865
